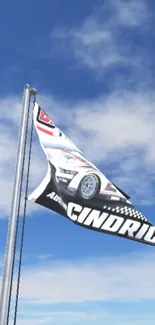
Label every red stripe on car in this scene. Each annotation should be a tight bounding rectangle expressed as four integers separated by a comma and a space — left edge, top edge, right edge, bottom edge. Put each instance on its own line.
37, 125, 53, 136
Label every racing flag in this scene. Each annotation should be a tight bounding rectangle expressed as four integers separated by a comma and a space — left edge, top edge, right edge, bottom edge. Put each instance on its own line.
28, 102, 155, 246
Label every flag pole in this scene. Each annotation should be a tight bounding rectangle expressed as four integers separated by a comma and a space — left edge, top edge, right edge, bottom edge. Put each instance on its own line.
0, 84, 37, 325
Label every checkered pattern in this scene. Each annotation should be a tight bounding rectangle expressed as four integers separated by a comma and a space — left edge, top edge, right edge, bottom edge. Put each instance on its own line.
103, 205, 147, 222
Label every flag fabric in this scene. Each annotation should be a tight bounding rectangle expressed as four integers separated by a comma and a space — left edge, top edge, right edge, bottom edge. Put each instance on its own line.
28, 102, 155, 246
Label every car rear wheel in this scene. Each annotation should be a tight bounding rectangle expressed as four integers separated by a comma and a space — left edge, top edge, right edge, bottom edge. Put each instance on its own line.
78, 174, 100, 199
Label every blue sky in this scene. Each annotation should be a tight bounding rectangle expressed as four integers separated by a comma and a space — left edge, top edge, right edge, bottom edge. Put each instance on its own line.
1, 0, 155, 324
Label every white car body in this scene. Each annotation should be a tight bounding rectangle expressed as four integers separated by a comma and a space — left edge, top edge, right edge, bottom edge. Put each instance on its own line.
45, 147, 127, 201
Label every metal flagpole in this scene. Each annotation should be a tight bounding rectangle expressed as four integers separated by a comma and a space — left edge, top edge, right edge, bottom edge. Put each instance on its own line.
0, 84, 37, 325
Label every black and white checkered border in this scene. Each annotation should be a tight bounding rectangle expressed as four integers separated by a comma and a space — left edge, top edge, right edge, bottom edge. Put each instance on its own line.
103, 205, 148, 222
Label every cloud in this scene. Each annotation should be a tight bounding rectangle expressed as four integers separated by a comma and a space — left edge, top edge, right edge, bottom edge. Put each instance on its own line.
112, 0, 150, 26
1, 251, 155, 305
9, 310, 107, 325
50, 0, 152, 81
36, 254, 53, 262
1, 252, 155, 325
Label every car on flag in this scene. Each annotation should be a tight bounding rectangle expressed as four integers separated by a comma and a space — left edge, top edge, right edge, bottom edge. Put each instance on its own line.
45, 148, 130, 202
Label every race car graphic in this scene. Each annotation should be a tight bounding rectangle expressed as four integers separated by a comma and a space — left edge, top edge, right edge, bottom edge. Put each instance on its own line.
28, 103, 155, 247
45, 147, 131, 203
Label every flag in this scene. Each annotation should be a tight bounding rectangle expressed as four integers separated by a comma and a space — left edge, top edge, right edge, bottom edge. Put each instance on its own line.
28, 102, 155, 246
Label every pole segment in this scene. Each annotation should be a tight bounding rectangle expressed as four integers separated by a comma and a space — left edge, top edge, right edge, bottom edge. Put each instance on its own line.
0, 84, 37, 325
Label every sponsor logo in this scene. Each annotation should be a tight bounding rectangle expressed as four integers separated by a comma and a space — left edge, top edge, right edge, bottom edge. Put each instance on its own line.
46, 191, 67, 210
63, 150, 92, 167
37, 107, 55, 128
67, 202, 155, 245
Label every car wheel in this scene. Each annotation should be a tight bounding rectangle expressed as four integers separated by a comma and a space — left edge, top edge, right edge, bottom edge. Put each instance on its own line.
78, 174, 100, 199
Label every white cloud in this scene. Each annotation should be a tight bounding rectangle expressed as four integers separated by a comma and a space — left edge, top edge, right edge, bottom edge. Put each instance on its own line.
50, 0, 151, 77
2, 253, 155, 325
36, 254, 53, 262
1, 251, 155, 305
9, 310, 107, 325
113, 0, 149, 27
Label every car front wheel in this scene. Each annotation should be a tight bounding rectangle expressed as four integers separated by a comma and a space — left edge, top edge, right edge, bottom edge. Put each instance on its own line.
78, 174, 100, 199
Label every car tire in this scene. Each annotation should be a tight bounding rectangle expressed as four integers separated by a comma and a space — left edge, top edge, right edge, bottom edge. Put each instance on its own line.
77, 173, 100, 200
